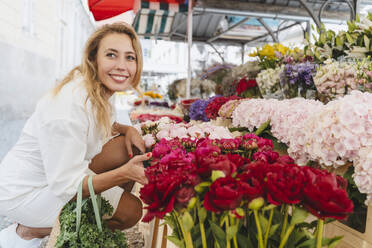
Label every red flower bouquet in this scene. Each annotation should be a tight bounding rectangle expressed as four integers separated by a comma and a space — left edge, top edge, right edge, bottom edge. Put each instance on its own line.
235, 77, 262, 98
204, 96, 240, 120
140, 135, 353, 248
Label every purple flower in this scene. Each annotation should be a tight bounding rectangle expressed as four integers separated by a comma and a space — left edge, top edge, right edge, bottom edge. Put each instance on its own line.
189, 96, 221, 122
280, 62, 318, 98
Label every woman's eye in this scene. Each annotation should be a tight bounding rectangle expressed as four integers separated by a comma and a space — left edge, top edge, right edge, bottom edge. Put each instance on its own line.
127, 55, 136, 61
106, 53, 116, 58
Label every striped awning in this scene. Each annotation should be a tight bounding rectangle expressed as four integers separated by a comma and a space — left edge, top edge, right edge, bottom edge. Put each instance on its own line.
133, 1, 188, 40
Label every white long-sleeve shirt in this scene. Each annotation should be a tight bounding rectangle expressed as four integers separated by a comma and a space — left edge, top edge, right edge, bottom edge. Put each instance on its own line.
0, 74, 115, 208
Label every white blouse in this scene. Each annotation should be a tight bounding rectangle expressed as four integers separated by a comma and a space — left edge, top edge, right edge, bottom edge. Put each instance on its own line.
0, 75, 116, 207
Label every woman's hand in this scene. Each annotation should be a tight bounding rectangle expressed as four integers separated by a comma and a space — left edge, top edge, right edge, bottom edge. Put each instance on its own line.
120, 152, 151, 185
124, 126, 146, 158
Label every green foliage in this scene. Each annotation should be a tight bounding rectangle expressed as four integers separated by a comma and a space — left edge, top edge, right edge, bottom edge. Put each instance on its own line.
56, 197, 127, 248
306, 14, 372, 62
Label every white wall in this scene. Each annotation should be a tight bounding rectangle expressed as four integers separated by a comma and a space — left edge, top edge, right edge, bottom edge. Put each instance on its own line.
0, 0, 94, 159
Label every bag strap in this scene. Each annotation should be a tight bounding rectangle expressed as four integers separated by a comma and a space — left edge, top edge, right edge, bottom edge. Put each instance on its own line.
76, 179, 83, 234
75, 175, 103, 234
88, 175, 103, 232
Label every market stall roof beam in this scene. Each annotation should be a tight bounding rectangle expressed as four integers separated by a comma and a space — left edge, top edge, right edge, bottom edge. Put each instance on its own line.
245, 21, 302, 45
207, 17, 251, 43
257, 17, 279, 43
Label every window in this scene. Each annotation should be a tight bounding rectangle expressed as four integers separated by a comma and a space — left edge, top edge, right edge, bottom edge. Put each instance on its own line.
22, 0, 35, 35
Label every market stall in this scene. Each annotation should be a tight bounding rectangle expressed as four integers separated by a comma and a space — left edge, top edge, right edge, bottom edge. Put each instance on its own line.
85, 1, 372, 247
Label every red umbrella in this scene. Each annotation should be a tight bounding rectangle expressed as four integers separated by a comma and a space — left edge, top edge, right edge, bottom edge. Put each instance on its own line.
88, 0, 135, 21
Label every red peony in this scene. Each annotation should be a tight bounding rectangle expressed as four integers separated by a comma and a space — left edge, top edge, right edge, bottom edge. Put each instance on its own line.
204, 176, 243, 212
265, 163, 305, 205
141, 149, 200, 222
204, 96, 240, 120
235, 77, 257, 95
216, 138, 241, 151
252, 151, 279, 163
237, 170, 265, 201
276, 155, 295, 164
302, 167, 354, 220
151, 138, 183, 159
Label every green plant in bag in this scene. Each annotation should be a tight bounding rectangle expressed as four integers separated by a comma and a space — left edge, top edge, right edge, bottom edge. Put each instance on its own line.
56, 196, 127, 248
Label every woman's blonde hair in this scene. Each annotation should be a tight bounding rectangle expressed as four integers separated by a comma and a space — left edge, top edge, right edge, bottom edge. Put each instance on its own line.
53, 22, 143, 138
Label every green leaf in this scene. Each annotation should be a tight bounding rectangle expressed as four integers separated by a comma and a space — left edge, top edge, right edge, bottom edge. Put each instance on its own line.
327, 236, 343, 248
269, 223, 280, 236
258, 213, 268, 235
226, 225, 238, 241
211, 170, 225, 182
167, 235, 185, 248
365, 35, 371, 50
297, 236, 344, 248
320, 33, 326, 44
356, 14, 360, 23
346, 33, 354, 44
255, 120, 270, 136
290, 207, 309, 226
336, 36, 343, 47
209, 220, 227, 248
237, 233, 252, 248
182, 211, 194, 232
296, 238, 316, 248
194, 182, 211, 193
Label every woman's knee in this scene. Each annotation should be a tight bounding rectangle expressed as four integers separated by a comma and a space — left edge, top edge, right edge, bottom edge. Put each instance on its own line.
111, 192, 143, 230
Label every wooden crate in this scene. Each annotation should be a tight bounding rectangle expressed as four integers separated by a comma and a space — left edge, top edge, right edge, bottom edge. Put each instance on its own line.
324, 205, 372, 248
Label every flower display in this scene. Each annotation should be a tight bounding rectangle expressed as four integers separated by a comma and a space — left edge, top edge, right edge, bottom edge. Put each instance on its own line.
134, 117, 234, 149
189, 96, 220, 122
313, 60, 358, 102
204, 96, 240, 120
279, 62, 318, 98
231, 97, 323, 164
235, 77, 257, 95
140, 136, 353, 248
303, 91, 372, 167
143, 91, 162, 99
218, 99, 246, 119
189, 99, 210, 122
249, 43, 303, 70
305, 14, 372, 61
256, 65, 283, 98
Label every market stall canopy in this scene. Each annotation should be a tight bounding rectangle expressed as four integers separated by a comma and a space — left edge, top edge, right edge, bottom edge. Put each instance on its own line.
132, 0, 361, 45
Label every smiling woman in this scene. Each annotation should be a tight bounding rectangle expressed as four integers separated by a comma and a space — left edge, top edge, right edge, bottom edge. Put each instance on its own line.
0, 22, 148, 248
97, 33, 138, 94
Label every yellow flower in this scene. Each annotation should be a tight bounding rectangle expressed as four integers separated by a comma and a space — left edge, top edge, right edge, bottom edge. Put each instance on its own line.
249, 51, 258, 57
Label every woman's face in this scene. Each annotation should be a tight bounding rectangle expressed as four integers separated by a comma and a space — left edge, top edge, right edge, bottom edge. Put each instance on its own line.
96, 33, 137, 95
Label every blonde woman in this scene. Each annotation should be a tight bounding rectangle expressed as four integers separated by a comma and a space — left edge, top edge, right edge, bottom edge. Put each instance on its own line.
0, 23, 149, 248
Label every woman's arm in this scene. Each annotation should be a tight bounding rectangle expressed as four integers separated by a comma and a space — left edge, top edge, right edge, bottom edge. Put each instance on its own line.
81, 153, 151, 198
112, 122, 145, 157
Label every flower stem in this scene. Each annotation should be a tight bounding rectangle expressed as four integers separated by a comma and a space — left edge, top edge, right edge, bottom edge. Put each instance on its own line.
316, 219, 324, 248
230, 216, 239, 248
254, 210, 264, 248
264, 208, 274, 248
280, 205, 289, 240
225, 217, 231, 248
174, 211, 194, 248
278, 224, 295, 248
197, 202, 207, 248
199, 221, 207, 248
